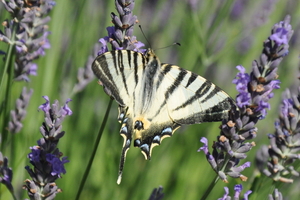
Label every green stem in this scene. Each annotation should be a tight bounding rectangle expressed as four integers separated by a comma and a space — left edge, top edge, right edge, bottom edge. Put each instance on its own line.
0, 21, 17, 151
75, 98, 113, 200
200, 174, 220, 200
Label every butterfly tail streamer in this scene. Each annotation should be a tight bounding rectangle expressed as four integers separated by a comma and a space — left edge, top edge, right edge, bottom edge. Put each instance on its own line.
117, 113, 133, 184
117, 141, 130, 185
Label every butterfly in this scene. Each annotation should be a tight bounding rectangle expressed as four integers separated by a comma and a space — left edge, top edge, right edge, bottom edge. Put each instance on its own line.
92, 48, 237, 184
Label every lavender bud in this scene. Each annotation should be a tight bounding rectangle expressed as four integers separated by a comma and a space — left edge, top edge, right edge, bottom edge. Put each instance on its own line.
8, 87, 33, 133
148, 186, 164, 200
0, 152, 14, 195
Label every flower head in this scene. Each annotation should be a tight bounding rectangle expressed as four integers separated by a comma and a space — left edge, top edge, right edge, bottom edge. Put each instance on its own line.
200, 15, 293, 184
97, 0, 145, 53
1, 0, 56, 82
0, 152, 14, 195
148, 186, 164, 200
8, 87, 33, 133
256, 87, 300, 183
24, 96, 72, 199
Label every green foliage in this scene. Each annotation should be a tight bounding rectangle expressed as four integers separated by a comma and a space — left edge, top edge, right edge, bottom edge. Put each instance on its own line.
1, 0, 300, 199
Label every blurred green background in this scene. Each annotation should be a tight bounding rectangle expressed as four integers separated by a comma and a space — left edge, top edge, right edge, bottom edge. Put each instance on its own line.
1, 0, 300, 199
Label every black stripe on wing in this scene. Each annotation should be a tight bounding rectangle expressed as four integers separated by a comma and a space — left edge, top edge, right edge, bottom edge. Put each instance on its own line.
92, 50, 145, 106
173, 80, 212, 111
133, 50, 145, 86
186, 72, 198, 88
165, 68, 188, 99
92, 53, 125, 105
175, 97, 235, 124
115, 51, 130, 95
151, 65, 188, 119
156, 64, 172, 90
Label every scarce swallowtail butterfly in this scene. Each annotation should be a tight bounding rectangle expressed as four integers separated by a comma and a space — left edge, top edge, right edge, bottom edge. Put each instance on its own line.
92, 48, 237, 184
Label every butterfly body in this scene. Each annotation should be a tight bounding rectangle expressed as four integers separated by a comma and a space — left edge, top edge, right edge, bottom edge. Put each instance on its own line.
92, 49, 236, 184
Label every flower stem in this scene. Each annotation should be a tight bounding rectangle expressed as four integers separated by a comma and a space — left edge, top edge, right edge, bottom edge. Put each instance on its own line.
200, 173, 219, 200
75, 98, 113, 200
0, 21, 17, 149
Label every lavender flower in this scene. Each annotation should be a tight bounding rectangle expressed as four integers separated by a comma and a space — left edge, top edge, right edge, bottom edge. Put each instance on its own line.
98, 0, 145, 53
1, 0, 55, 81
256, 87, 300, 183
1, 0, 56, 134
72, 43, 102, 94
8, 87, 33, 133
148, 186, 164, 200
218, 184, 252, 200
198, 15, 293, 183
23, 96, 72, 199
268, 189, 283, 200
0, 152, 15, 199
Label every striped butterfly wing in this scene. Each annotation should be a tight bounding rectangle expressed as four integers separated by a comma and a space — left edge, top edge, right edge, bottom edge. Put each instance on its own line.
92, 50, 144, 107
159, 64, 235, 125
92, 49, 236, 184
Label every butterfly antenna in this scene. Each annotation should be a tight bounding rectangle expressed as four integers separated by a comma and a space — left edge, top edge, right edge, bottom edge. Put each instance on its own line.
139, 25, 152, 49
155, 42, 181, 51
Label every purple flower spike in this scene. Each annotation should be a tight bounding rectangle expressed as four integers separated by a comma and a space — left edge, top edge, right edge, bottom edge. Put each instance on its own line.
0, 152, 15, 196
97, 0, 145, 53
148, 186, 164, 200
268, 189, 283, 200
256, 87, 300, 183
200, 16, 293, 184
24, 96, 72, 199
1, 0, 56, 82
8, 87, 33, 133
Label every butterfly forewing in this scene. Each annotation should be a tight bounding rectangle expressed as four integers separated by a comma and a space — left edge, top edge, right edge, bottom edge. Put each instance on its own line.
92, 49, 237, 184
92, 50, 145, 107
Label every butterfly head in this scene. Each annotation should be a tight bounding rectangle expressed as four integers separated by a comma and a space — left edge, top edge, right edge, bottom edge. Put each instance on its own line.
144, 48, 162, 76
